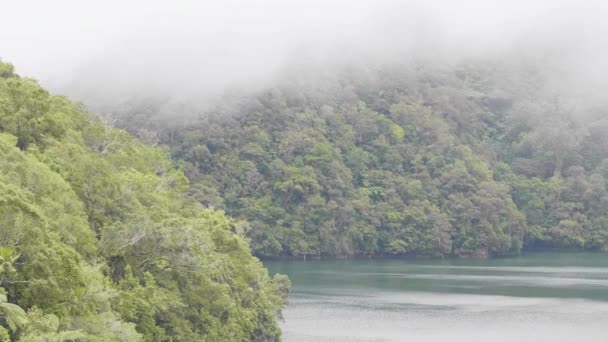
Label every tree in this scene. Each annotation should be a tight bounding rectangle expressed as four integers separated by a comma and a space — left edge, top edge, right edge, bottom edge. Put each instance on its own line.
0, 288, 27, 337
0, 60, 289, 341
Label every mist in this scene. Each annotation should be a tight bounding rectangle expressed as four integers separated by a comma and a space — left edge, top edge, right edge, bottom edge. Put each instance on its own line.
2, 0, 608, 111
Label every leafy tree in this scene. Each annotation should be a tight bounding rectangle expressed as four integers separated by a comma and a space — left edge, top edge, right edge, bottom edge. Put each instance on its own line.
0, 60, 288, 341
0, 288, 27, 338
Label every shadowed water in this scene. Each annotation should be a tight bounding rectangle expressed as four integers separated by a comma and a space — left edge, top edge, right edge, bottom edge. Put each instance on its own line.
265, 253, 608, 341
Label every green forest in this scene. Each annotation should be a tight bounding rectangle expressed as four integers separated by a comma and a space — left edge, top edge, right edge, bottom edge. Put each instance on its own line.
0, 61, 289, 341
4, 1, 608, 340
115, 60, 608, 259
3, 53, 608, 340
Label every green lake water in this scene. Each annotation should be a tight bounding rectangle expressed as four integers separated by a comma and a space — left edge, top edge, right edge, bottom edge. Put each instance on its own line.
265, 253, 608, 341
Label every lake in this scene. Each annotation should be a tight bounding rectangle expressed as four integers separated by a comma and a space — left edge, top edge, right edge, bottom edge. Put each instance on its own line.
265, 253, 608, 341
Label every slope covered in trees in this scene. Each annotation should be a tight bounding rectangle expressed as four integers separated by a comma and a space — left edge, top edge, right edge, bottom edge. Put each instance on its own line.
0, 60, 289, 341
116, 60, 608, 259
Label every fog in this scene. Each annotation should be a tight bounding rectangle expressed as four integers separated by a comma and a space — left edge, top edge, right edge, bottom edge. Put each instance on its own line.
2, 0, 608, 110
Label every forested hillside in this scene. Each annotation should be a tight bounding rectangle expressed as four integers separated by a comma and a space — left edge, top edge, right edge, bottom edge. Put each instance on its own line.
115, 60, 608, 259
0, 61, 289, 341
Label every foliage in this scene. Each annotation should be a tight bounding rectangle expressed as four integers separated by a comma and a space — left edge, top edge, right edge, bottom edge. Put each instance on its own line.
0, 61, 288, 341
115, 61, 608, 258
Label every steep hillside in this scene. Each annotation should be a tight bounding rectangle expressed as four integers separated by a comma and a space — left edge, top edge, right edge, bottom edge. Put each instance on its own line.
0, 61, 288, 341
117, 61, 608, 258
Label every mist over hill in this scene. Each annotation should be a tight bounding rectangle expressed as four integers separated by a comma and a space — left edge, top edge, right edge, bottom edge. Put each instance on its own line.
6, 1, 608, 259
3, 0, 608, 111
108, 57, 608, 258
4, 1, 608, 340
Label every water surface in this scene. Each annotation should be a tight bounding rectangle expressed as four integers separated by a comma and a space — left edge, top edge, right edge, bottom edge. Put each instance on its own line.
265, 253, 608, 341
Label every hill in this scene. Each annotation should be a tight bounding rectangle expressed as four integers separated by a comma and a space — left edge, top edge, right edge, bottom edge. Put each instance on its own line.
0, 60, 288, 341
116, 60, 608, 258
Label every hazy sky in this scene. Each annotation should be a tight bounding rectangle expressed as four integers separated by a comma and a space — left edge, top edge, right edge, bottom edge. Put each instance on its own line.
2, 0, 608, 106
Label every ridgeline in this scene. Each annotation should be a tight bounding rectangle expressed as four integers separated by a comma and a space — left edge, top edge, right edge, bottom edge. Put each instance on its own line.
116, 60, 608, 259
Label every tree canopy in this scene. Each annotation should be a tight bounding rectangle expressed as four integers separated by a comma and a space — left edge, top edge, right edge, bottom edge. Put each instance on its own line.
115, 60, 608, 259
0, 61, 289, 341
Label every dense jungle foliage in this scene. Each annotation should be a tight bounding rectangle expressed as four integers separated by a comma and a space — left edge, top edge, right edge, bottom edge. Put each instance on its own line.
0, 60, 289, 341
115, 60, 608, 259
